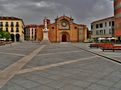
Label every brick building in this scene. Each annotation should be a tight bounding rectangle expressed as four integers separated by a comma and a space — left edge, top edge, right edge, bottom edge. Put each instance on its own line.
48, 16, 88, 42
24, 24, 44, 41
25, 16, 88, 42
36, 25, 44, 41
114, 0, 121, 42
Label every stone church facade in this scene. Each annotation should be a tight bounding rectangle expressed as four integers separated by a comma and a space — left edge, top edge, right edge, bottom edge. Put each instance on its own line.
48, 16, 88, 42
25, 16, 89, 42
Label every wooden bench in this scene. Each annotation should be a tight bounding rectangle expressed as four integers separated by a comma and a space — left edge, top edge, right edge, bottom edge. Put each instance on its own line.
100, 44, 121, 52
89, 43, 110, 48
113, 45, 121, 52
89, 43, 100, 48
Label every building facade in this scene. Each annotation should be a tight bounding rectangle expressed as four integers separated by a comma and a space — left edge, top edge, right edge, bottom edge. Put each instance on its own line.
91, 17, 115, 41
0, 16, 24, 42
36, 25, 44, 41
48, 16, 88, 42
24, 16, 88, 42
114, 0, 121, 42
24, 25, 38, 41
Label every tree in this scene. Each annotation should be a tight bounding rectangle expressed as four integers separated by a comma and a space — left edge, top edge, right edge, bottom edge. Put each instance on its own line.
0, 30, 11, 40
3, 31, 11, 40
0, 30, 4, 38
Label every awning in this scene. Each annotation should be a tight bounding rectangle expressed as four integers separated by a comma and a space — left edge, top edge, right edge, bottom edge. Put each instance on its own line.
98, 38, 106, 40
107, 37, 117, 40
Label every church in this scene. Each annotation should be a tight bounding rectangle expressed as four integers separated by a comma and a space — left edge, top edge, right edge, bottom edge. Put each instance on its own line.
25, 15, 89, 42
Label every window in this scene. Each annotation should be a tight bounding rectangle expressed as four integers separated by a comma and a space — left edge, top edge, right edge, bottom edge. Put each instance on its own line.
109, 21, 111, 26
112, 21, 114, 26
112, 28, 114, 34
6, 27, 8, 32
35, 29, 37, 39
96, 24, 99, 28
100, 30, 103, 35
100, 30, 101, 35
75, 27, 77, 29
104, 29, 106, 34
109, 29, 112, 34
105, 22, 107, 27
100, 23, 103, 28
96, 30, 99, 35
27, 29, 30, 35
32, 29, 33, 35
0, 28, 2, 31
0, 22, 3, 26
11, 22, 14, 27
16, 27, 19, 32
5, 22, 9, 27
59, 19, 70, 30
91, 25, 93, 29
32, 29, 34, 39
16, 22, 19, 27
11, 28, 14, 32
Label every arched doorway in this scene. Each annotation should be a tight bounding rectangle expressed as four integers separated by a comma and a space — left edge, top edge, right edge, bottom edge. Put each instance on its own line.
11, 34, 14, 41
61, 32, 70, 42
62, 34, 67, 42
16, 34, 20, 42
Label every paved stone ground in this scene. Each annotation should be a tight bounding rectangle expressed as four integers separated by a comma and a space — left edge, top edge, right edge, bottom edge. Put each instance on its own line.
73, 43, 121, 62
0, 41, 121, 90
0, 42, 40, 70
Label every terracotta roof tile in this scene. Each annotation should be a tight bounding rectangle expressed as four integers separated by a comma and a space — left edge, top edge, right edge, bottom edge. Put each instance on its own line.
25, 24, 39, 28
0, 16, 22, 20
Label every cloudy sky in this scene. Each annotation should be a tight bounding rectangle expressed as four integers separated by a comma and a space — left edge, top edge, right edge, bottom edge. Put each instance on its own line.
0, 0, 113, 29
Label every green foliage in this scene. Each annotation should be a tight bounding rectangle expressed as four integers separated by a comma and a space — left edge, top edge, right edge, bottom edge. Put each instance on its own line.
0, 30, 11, 40
0, 30, 4, 38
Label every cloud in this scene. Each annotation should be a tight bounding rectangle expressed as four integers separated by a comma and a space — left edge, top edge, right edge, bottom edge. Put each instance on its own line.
0, 0, 113, 29
34, 1, 60, 8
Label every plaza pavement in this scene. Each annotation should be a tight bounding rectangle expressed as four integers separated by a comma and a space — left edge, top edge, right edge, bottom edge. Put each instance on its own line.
73, 43, 121, 63
0, 41, 121, 90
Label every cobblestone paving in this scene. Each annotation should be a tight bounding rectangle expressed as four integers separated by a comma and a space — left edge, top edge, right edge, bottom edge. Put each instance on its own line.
0, 42, 121, 90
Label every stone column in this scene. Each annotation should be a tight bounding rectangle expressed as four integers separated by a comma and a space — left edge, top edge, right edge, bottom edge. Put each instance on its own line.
14, 33, 16, 42
43, 18, 49, 40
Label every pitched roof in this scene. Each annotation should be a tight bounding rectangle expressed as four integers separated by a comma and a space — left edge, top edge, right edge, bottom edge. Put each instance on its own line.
92, 16, 114, 24
0, 16, 22, 20
25, 24, 39, 28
